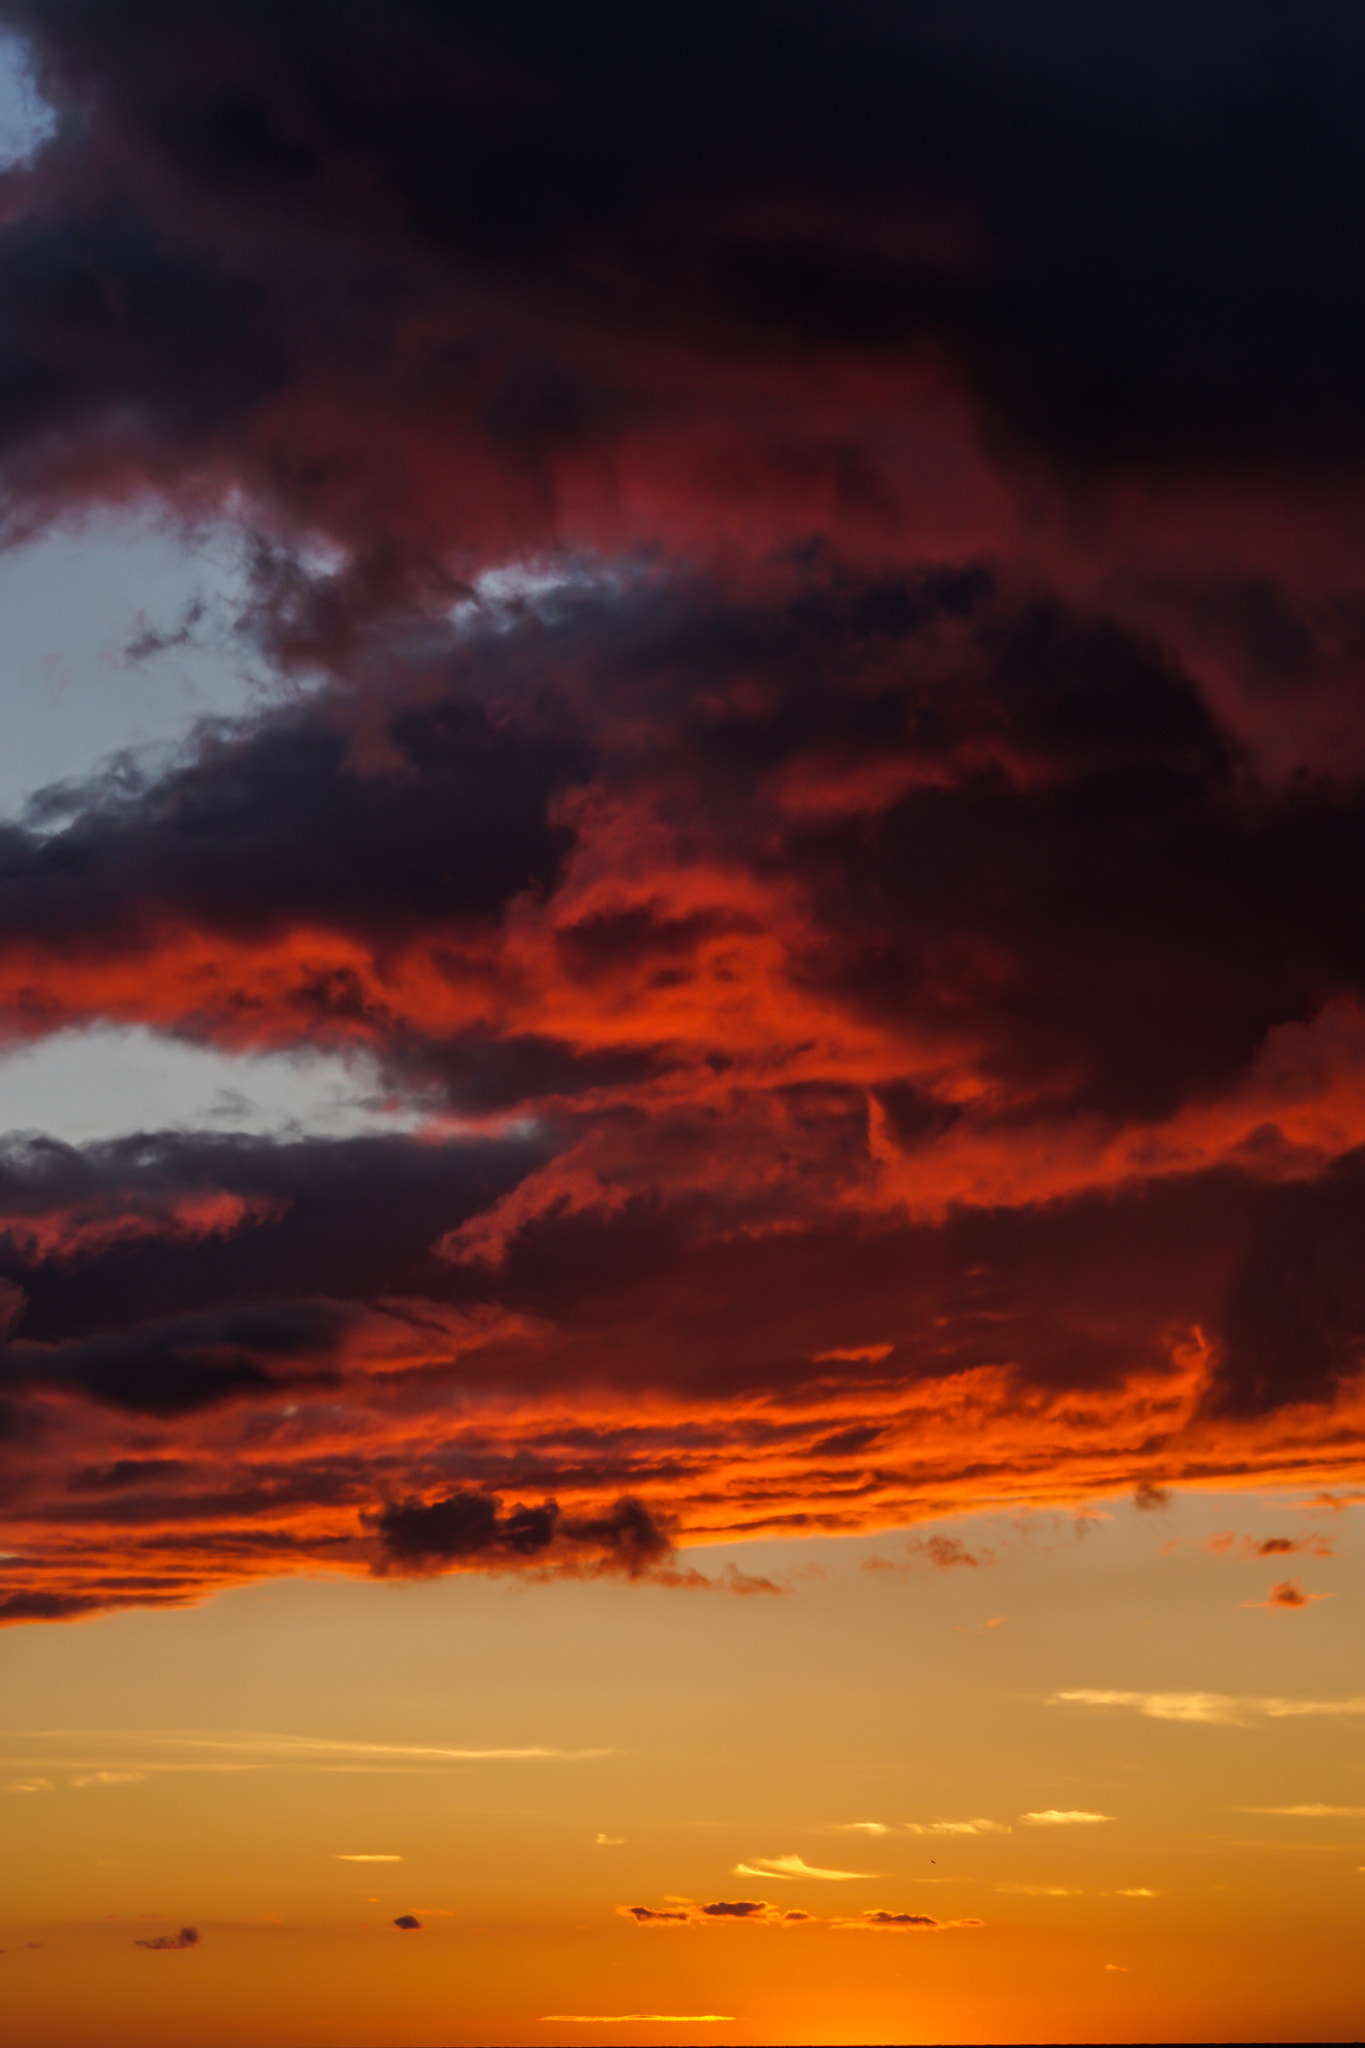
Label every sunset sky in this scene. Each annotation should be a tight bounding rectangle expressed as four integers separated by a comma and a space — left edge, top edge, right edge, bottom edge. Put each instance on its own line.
0, 6, 1362, 2043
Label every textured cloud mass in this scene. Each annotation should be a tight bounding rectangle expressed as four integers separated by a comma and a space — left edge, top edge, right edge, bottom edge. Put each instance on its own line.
2, 4, 1365, 1621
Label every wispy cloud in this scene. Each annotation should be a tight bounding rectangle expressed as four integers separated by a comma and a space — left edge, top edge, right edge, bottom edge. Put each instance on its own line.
1021, 1810, 1113, 1825
0, 1730, 612, 1773
336, 1853, 403, 1862
906, 1817, 1011, 1836
734, 1854, 875, 1881
1238, 1805, 1365, 1818
543, 2018, 736, 2025
997, 1883, 1083, 1896
1052, 1690, 1365, 1726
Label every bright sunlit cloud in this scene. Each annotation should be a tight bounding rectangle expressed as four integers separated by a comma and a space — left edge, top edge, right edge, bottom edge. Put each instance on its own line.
734, 1855, 875, 1882
1021, 1810, 1115, 1826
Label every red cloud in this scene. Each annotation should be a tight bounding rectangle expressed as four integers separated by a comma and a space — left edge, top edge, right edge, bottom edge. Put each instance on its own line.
2, 10, 1365, 1624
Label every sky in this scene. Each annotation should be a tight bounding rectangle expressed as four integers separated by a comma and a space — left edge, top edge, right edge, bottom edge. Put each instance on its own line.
0, 5, 1362, 2042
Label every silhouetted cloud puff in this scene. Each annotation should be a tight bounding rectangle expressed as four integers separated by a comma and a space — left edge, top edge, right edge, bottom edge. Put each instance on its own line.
373, 1490, 671, 1577
392, 1915, 422, 1931
134, 1927, 198, 1950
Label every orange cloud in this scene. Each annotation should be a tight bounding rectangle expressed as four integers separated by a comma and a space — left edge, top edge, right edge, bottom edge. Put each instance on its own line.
1240, 1578, 1335, 1611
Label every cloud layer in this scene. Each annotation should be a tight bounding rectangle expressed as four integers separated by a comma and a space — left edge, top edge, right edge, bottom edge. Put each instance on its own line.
0, 5, 1364, 1618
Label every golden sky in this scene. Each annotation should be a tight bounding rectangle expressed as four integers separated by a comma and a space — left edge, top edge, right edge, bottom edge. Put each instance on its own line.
2, 1490, 1361, 2045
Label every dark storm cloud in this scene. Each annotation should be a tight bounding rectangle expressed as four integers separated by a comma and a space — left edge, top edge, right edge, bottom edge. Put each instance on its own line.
0, 7, 1364, 1623
0, 687, 579, 965
2, 1299, 346, 1414
1205, 1151, 1365, 1416
5, 564, 1365, 1135
0, 1, 1361, 547
0, 1127, 546, 1341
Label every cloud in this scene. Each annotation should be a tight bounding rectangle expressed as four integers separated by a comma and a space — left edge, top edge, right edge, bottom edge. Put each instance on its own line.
392, 1915, 422, 1931
70, 1770, 144, 1787
1053, 1690, 1365, 1726
1020, 1811, 1114, 1826
4, 9, 1365, 1621
997, 1884, 1083, 1897
1132, 1482, 1170, 1512
336, 1854, 403, 1862
911, 1535, 988, 1569
0, 1730, 609, 1774
134, 1927, 199, 1951
734, 1855, 874, 1882
595, 1833, 625, 1846
1241, 1578, 1334, 1611
1237, 1806, 1365, 1818
1199, 1532, 1335, 1560
543, 2020, 735, 2027
371, 1490, 672, 1579
832, 1909, 985, 1932
906, 1818, 1010, 1837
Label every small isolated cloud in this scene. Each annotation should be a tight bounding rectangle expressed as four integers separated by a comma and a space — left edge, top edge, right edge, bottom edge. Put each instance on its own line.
997, 1884, 1083, 1896
834, 1821, 889, 1834
832, 1909, 984, 1932
916, 1535, 987, 1569
543, 2018, 735, 2026
336, 1853, 403, 1862
595, 1833, 626, 1845
735, 1855, 874, 1881
956, 1616, 1008, 1633
863, 1534, 991, 1576
700, 1900, 769, 1920
620, 1905, 692, 1926
7, 1778, 54, 1793
1201, 1532, 1335, 1560
1114, 1888, 1158, 1896
654, 1563, 786, 1596
392, 1915, 422, 1931
71, 1771, 145, 1788
1020, 1810, 1113, 1826
906, 1817, 1010, 1836
1105, 1963, 1129, 1972
1241, 1577, 1333, 1611
134, 1927, 198, 1951
1132, 1482, 1171, 1512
